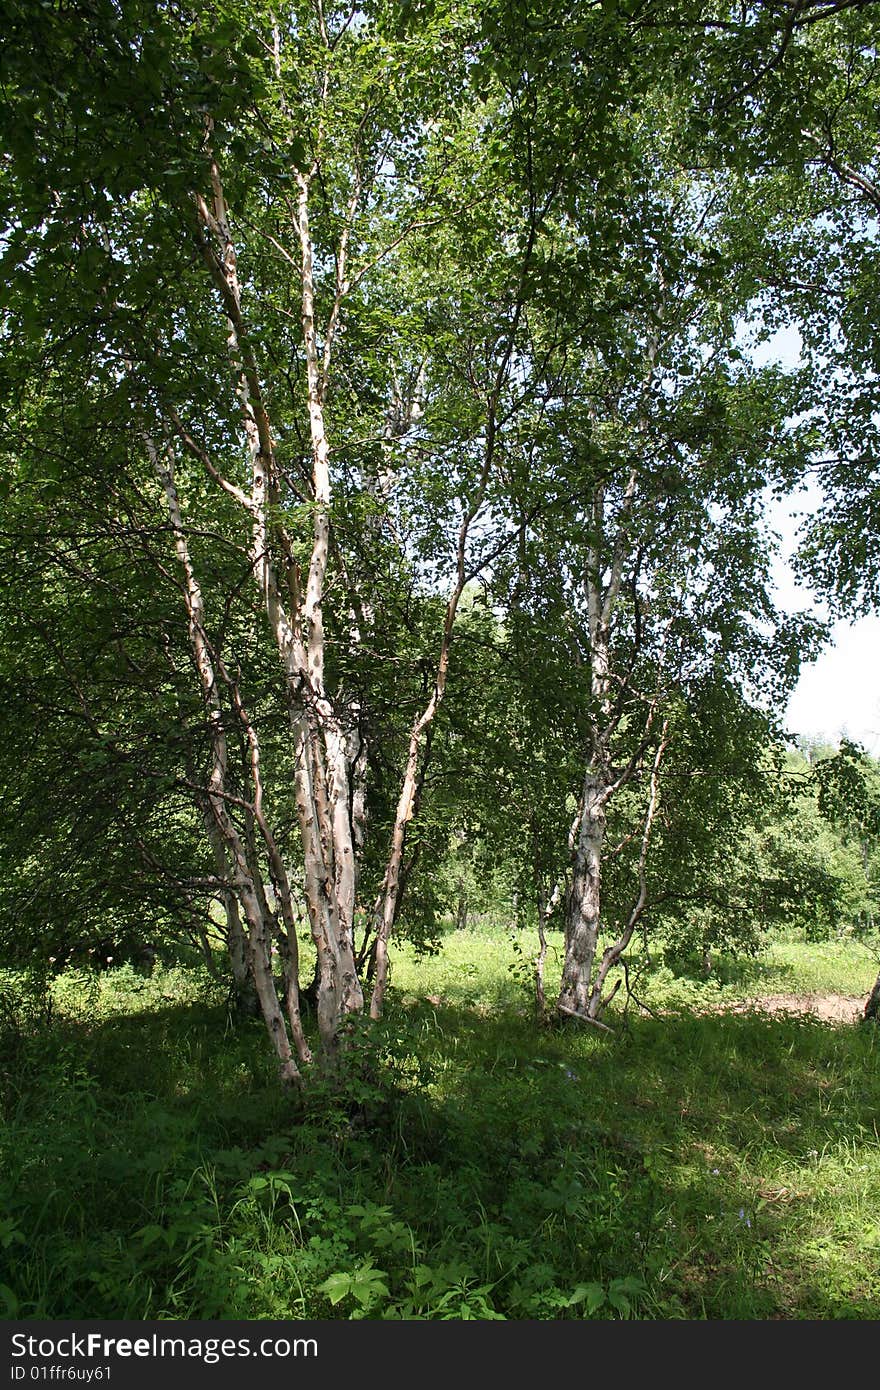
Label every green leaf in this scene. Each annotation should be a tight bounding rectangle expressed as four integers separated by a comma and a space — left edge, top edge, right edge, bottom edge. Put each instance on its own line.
568, 1282, 606, 1312
318, 1272, 352, 1306
135, 1224, 165, 1247
351, 1269, 390, 1307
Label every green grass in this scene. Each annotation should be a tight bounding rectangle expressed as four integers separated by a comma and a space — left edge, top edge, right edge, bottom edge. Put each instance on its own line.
0, 933, 878, 1320
714, 936, 879, 997
389, 924, 879, 1016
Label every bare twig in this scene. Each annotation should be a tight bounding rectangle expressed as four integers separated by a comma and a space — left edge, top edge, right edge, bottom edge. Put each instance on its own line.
557, 1002, 616, 1034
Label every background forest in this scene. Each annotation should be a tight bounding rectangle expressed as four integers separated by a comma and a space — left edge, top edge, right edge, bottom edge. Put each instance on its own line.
1, 0, 880, 1320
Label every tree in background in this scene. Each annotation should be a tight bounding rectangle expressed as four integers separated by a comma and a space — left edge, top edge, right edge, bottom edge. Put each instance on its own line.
812, 741, 880, 1019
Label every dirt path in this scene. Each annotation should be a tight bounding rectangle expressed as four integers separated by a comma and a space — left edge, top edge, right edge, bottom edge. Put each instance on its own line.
722, 993, 865, 1024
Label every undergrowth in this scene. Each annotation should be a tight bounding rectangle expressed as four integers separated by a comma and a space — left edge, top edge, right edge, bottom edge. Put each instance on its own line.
0, 937, 878, 1320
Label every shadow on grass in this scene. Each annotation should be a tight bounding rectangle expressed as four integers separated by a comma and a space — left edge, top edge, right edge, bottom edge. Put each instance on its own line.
1, 989, 878, 1319
663, 953, 802, 990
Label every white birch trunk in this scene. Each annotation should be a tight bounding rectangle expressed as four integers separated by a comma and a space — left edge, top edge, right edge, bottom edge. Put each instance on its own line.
295, 170, 364, 1046
192, 156, 364, 1057
149, 434, 301, 1084
369, 603, 456, 1019
559, 768, 609, 1016
557, 337, 659, 1019
558, 481, 619, 1018
587, 726, 669, 1012
203, 807, 255, 1014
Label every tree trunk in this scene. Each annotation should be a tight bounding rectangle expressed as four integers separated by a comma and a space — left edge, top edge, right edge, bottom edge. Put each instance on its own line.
205, 811, 258, 1016
558, 769, 608, 1018
291, 712, 363, 1058
865, 969, 880, 1022
150, 434, 302, 1085
456, 889, 469, 933
190, 155, 365, 1058
555, 448, 650, 1022
534, 883, 549, 1017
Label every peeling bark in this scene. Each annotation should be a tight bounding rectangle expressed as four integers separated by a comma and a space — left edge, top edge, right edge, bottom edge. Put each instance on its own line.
190, 151, 365, 1057
559, 768, 609, 1017
148, 432, 301, 1085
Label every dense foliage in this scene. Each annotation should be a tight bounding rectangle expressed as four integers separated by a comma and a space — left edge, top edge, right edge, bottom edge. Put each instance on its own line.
4, 3, 880, 1327
1, 1, 879, 1065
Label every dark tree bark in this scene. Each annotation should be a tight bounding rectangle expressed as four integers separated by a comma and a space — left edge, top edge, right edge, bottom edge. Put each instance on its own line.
864, 970, 880, 1022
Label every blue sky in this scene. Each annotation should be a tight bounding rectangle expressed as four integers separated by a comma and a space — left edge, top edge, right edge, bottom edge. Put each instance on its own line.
770, 488, 880, 756
750, 315, 878, 756
752, 324, 879, 756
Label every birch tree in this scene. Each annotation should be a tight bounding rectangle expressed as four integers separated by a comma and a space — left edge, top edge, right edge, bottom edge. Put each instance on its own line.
490, 134, 822, 1021
2, 0, 877, 1073
0, 0, 555, 1065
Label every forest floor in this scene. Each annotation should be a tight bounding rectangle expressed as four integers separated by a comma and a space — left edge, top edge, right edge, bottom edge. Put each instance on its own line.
1, 929, 878, 1320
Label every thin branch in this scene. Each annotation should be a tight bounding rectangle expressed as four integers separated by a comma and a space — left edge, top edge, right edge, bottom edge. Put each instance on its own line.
165, 408, 256, 513
557, 1002, 616, 1033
